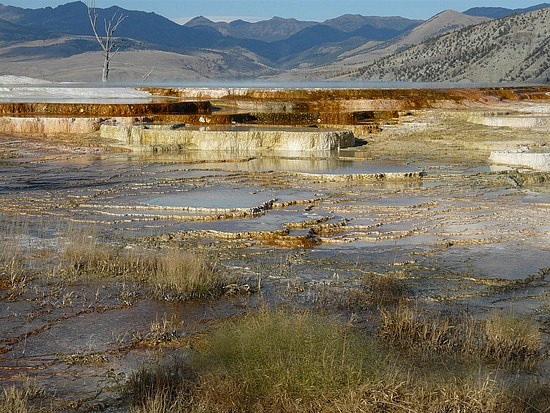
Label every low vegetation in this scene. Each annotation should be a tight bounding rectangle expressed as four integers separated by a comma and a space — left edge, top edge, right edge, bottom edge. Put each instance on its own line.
0, 381, 47, 413
345, 272, 413, 310
1, 217, 233, 302
379, 304, 543, 369
0, 387, 30, 413
0, 218, 32, 295
2, 218, 548, 412
59, 225, 230, 300
124, 308, 548, 413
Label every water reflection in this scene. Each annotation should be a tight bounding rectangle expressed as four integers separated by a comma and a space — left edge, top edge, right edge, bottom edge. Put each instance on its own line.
127, 151, 419, 174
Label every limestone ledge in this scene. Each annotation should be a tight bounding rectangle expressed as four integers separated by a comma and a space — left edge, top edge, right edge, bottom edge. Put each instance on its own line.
100, 124, 355, 152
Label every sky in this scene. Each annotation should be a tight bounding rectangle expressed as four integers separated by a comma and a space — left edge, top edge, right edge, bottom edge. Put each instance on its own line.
1, 1, 544, 22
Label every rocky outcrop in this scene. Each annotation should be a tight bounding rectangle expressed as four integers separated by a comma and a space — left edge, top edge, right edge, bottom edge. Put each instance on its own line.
100, 125, 355, 152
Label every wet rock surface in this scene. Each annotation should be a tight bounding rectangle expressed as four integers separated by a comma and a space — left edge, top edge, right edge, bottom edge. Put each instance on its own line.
0, 87, 549, 410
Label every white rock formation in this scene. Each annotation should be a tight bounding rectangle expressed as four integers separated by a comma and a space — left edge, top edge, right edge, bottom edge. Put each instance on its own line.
489, 150, 550, 171
100, 125, 355, 152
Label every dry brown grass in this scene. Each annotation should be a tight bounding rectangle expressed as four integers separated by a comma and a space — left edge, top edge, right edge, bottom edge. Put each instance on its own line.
379, 304, 543, 369
0, 381, 47, 413
483, 313, 542, 368
0, 387, 30, 413
60, 225, 118, 279
125, 359, 194, 413
379, 304, 473, 354
348, 273, 413, 309
0, 218, 31, 294
59, 225, 230, 300
149, 249, 225, 300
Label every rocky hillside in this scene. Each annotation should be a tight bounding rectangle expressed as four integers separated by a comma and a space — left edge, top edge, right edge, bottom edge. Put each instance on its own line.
353, 8, 549, 83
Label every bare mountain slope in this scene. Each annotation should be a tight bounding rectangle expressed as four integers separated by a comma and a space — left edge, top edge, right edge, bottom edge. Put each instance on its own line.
354, 8, 550, 83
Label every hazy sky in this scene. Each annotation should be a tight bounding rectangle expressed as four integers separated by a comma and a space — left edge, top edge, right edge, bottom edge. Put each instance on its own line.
2, 1, 543, 22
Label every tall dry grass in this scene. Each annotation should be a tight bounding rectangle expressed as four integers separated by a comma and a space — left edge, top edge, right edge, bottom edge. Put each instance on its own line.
0, 386, 30, 413
59, 225, 228, 300
0, 381, 47, 413
0, 218, 30, 291
126, 360, 194, 413
379, 304, 543, 369
150, 249, 224, 300
483, 312, 542, 368
345, 273, 412, 310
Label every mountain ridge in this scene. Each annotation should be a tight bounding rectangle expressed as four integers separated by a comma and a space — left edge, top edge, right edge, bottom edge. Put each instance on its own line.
463, 3, 550, 18
0, 2, 547, 83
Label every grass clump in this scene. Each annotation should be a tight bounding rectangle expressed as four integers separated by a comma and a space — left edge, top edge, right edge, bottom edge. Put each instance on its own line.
59, 226, 229, 301
346, 273, 412, 310
0, 218, 34, 295
0, 387, 30, 413
60, 225, 118, 279
194, 309, 373, 411
126, 309, 380, 412
149, 250, 225, 301
126, 360, 194, 413
379, 304, 473, 355
483, 313, 542, 368
0, 381, 47, 413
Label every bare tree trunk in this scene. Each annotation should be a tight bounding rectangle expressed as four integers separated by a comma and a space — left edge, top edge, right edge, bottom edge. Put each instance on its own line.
102, 59, 109, 83
86, 0, 127, 82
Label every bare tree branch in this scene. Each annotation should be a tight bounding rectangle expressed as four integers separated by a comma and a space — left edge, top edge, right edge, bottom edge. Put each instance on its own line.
86, 0, 127, 82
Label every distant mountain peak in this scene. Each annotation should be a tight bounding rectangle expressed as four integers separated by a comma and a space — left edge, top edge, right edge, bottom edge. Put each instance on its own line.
425, 9, 483, 23
185, 16, 215, 25
408, 9, 489, 41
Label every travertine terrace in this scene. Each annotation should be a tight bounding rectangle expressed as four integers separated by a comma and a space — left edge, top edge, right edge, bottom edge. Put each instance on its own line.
0, 84, 549, 410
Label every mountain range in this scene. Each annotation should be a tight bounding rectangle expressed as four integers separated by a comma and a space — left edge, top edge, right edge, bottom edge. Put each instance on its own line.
0, 1, 548, 83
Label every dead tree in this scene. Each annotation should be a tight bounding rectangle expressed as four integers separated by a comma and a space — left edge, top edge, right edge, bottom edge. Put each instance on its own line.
86, 0, 127, 82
